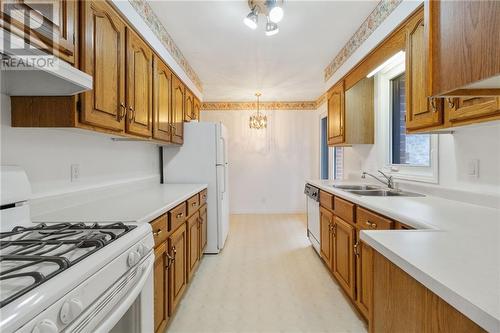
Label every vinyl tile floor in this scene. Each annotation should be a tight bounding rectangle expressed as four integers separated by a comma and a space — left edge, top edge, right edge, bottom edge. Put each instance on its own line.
167, 214, 367, 333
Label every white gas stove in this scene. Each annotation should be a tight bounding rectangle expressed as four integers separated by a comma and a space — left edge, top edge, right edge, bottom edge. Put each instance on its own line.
0, 167, 154, 333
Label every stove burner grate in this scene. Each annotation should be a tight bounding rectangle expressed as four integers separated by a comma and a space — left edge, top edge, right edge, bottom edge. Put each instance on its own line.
0, 222, 136, 308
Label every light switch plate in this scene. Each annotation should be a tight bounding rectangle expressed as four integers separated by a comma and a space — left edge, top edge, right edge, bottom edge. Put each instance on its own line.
467, 159, 479, 178
71, 164, 80, 182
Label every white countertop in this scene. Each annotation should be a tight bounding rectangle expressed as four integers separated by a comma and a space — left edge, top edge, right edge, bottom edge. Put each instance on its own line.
32, 183, 208, 224
307, 179, 500, 332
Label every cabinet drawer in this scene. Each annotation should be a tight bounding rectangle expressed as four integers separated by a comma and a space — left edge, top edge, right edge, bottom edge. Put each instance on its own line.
168, 202, 187, 232
357, 207, 393, 230
200, 189, 208, 206
334, 197, 354, 223
319, 191, 334, 211
395, 221, 414, 230
187, 194, 200, 217
150, 214, 168, 247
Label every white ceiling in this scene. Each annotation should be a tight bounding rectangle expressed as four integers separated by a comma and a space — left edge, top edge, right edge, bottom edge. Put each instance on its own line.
148, 1, 378, 102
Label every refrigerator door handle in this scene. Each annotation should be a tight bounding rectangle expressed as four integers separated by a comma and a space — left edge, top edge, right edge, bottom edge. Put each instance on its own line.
222, 164, 227, 194
220, 136, 227, 165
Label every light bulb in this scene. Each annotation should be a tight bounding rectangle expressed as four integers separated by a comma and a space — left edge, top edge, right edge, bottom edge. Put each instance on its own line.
269, 6, 283, 23
244, 11, 258, 30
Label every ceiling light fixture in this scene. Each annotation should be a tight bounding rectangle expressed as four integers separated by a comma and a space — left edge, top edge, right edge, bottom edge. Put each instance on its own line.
249, 93, 267, 130
243, 0, 284, 36
366, 51, 406, 78
243, 8, 258, 30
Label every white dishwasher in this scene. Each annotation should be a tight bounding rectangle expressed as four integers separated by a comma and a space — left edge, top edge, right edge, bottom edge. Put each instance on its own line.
304, 184, 320, 254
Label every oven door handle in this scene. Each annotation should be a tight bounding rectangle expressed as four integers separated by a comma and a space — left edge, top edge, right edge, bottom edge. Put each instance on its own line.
68, 253, 154, 333
94, 254, 154, 333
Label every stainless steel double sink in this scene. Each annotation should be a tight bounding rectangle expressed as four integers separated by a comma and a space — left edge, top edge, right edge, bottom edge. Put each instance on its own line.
331, 184, 425, 197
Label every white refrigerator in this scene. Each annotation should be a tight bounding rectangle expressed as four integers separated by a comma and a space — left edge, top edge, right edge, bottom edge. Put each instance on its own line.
162, 122, 229, 254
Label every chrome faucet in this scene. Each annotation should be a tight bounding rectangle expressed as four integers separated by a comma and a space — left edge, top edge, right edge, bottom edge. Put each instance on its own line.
361, 170, 395, 189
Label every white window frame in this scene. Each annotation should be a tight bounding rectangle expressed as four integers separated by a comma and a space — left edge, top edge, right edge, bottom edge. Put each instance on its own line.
375, 61, 439, 184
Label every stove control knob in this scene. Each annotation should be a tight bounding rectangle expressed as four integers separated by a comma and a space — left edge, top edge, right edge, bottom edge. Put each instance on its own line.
32, 319, 58, 333
59, 298, 83, 324
136, 243, 147, 256
127, 251, 140, 267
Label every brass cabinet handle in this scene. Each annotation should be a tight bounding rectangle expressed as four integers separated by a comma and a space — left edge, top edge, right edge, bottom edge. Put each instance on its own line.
192, 202, 197, 207
176, 212, 183, 219
202, 194, 206, 200
119, 103, 126, 120
430, 98, 437, 112
447, 98, 455, 109
153, 229, 162, 237
365, 220, 377, 229
332, 224, 337, 237
354, 240, 359, 257
165, 251, 174, 268
128, 106, 135, 121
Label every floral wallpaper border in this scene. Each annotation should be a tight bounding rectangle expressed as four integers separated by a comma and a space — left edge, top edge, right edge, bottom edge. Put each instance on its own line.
323, 0, 402, 82
129, 0, 203, 92
202, 93, 327, 111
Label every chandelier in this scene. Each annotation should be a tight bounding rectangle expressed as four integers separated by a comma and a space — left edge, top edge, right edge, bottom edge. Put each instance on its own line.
249, 93, 267, 129
243, 0, 284, 36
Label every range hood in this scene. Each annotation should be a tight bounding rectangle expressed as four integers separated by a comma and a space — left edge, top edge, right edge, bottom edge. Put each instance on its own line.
0, 28, 92, 96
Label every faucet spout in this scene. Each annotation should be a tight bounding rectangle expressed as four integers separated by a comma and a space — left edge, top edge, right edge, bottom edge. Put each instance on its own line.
361, 170, 395, 189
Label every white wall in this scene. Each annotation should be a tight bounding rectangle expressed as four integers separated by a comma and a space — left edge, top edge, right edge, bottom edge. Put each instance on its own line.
201, 108, 323, 214
1, 94, 159, 198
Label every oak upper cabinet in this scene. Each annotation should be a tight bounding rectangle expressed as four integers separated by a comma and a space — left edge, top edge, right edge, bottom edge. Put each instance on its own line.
319, 206, 334, 270
193, 97, 201, 121
332, 216, 355, 299
172, 76, 185, 144
125, 29, 153, 137
446, 97, 500, 126
327, 81, 345, 145
426, 1, 500, 96
169, 223, 187, 314
153, 56, 173, 142
405, 10, 443, 131
153, 242, 169, 333
184, 89, 194, 122
80, 0, 126, 132
187, 211, 200, 281
0, 0, 77, 64
199, 204, 207, 253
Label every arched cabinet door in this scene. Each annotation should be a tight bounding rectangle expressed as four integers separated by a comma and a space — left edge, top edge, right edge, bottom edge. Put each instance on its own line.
80, 0, 126, 132
126, 28, 153, 138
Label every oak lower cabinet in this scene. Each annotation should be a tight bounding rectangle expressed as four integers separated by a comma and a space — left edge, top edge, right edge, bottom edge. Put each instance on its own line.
199, 204, 208, 253
319, 206, 334, 270
332, 216, 355, 299
0, 0, 77, 64
125, 28, 153, 137
354, 237, 372, 320
186, 211, 200, 281
169, 223, 187, 314
153, 242, 169, 333
372, 251, 486, 333
80, 0, 126, 132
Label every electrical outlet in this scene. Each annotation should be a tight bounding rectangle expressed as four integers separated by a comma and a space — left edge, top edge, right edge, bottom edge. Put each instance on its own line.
467, 159, 479, 179
71, 164, 80, 182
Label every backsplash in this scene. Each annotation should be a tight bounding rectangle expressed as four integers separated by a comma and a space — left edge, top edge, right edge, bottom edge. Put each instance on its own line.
0, 93, 159, 198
